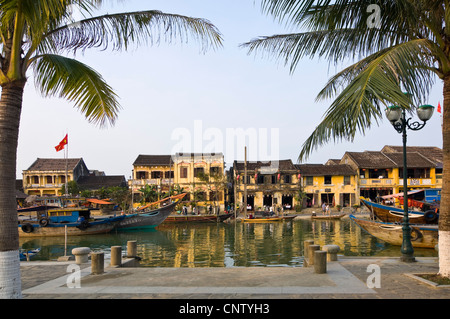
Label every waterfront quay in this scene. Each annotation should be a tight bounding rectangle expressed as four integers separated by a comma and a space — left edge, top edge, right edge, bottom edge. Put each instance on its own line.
21, 255, 449, 300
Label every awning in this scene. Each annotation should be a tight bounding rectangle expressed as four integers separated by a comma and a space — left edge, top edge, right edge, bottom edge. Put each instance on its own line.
87, 198, 113, 205
381, 189, 424, 199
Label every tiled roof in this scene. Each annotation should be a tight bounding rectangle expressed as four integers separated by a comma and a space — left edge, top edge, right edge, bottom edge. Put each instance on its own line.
296, 164, 356, 176
133, 155, 172, 166
345, 149, 438, 168
77, 175, 127, 190
25, 158, 84, 172
382, 145, 443, 167
233, 159, 297, 172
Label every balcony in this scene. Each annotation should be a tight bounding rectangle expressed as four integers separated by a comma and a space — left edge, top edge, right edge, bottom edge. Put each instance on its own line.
399, 178, 433, 186
359, 178, 393, 186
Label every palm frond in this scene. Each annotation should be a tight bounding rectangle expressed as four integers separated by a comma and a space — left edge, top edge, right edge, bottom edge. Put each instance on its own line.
32, 54, 121, 127
298, 39, 437, 162
42, 10, 223, 54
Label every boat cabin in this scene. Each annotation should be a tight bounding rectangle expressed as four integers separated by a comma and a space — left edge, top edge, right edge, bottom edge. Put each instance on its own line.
46, 208, 92, 223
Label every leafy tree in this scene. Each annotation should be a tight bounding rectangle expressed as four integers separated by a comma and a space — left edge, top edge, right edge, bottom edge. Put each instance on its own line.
243, 0, 450, 277
0, 0, 222, 298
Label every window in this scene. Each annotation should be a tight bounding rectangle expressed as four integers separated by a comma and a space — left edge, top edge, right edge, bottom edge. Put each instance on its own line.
165, 171, 174, 179
306, 176, 314, 186
180, 167, 188, 179
344, 176, 351, 185
194, 167, 205, 177
46, 176, 53, 184
257, 175, 265, 184
324, 175, 332, 185
33, 176, 39, 184
136, 171, 147, 180
210, 167, 221, 175
283, 175, 291, 183
151, 171, 162, 179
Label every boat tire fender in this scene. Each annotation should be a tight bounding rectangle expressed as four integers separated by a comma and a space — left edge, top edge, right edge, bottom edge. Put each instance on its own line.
39, 218, 49, 227
78, 220, 90, 230
424, 210, 438, 223
410, 227, 423, 241
21, 223, 34, 233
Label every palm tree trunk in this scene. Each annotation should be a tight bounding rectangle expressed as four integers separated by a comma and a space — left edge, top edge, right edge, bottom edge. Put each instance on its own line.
0, 81, 25, 299
440, 76, 450, 278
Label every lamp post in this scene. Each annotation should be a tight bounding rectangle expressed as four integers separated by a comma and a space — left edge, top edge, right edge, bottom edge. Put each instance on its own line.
385, 104, 435, 262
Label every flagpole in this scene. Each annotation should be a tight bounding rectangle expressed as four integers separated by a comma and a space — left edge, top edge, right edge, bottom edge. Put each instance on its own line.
65, 133, 68, 197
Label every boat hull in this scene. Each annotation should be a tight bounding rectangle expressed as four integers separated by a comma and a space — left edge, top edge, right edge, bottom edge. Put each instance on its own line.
119, 201, 177, 229
18, 216, 124, 237
311, 214, 345, 220
360, 198, 438, 224
349, 215, 438, 248
242, 217, 283, 223
164, 213, 233, 223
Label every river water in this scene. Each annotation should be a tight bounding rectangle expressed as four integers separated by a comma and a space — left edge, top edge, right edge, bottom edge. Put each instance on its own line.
19, 217, 437, 267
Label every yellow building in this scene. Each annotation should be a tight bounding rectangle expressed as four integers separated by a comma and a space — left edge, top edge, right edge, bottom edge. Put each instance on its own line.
22, 158, 90, 196
340, 145, 442, 202
296, 163, 358, 208
131, 153, 226, 211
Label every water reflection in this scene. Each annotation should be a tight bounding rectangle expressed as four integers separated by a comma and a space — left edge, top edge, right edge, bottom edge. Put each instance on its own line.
20, 218, 438, 267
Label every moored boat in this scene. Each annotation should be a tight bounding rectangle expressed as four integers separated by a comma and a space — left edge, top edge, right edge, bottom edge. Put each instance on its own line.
18, 207, 125, 237
164, 212, 233, 223
311, 213, 346, 220
118, 193, 187, 230
242, 217, 283, 223
349, 214, 438, 248
360, 197, 438, 224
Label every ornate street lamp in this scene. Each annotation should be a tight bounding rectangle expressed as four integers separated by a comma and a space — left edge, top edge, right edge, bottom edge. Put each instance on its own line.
385, 104, 434, 262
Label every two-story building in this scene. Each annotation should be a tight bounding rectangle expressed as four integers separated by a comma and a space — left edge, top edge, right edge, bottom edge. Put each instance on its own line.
340, 146, 441, 201
231, 159, 301, 211
22, 158, 126, 196
295, 163, 358, 208
131, 153, 226, 211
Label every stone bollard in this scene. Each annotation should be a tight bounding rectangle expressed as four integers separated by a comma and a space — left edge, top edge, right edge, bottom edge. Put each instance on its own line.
323, 245, 341, 261
303, 240, 315, 267
314, 251, 327, 274
91, 252, 104, 275
307, 245, 320, 266
127, 241, 137, 258
110, 246, 122, 267
72, 247, 90, 265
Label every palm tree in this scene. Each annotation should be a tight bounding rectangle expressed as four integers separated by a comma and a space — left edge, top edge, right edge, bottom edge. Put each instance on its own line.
0, 0, 222, 298
242, 0, 450, 277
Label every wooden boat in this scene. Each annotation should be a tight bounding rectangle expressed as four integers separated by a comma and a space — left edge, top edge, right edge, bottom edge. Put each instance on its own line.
18, 207, 125, 237
118, 194, 187, 230
360, 198, 438, 224
164, 212, 233, 223
311, 213, 346, 220
349, 214, 438, 248
242, 217, 283, 223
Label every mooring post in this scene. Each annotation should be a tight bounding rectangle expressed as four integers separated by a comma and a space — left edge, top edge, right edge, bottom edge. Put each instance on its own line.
111, 246, 122, 267
127, 241, 137, 258
303, 240, 315, 266
314, 251, 327, 274
91, 252, 104, 275
307, 245, 320, 266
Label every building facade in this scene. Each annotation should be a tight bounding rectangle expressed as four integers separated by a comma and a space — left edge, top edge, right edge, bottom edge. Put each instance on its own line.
130, 153, 226, 211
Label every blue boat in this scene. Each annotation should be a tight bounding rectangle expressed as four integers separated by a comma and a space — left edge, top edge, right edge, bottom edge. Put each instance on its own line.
18, 207, 125, 237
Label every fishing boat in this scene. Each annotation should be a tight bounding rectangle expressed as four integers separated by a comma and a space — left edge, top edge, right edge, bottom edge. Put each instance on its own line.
360, 197, 438, 224
349, 214, 438, 248
164, 212, 233, 223
242, 217, 283, 223
311, 213, 346, 220
118, 193, 187, 229
18, 207, 125, 237
19, 248, 41, 261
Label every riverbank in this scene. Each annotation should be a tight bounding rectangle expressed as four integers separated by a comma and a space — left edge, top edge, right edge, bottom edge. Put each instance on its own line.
20, 256, 449, 300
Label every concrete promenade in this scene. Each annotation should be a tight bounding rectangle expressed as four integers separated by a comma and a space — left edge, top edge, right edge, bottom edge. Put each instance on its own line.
20, 256, 450, 300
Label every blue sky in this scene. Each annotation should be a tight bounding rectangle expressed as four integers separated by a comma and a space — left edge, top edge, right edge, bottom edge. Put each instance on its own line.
17, 0, 444, 179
